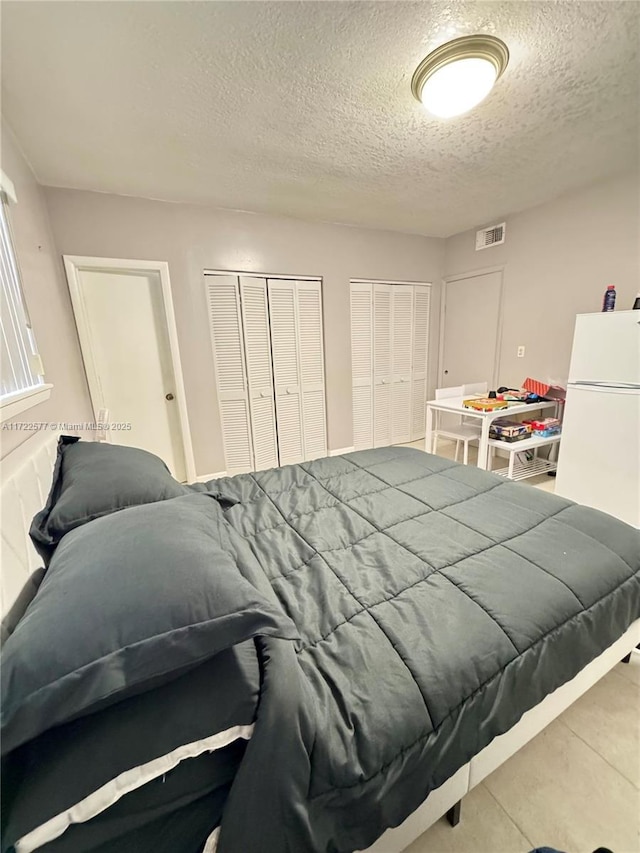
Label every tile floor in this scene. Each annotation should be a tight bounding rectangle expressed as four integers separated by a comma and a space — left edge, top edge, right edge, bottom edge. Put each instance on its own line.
394, 439, 640, 853
406, 654, 640, 853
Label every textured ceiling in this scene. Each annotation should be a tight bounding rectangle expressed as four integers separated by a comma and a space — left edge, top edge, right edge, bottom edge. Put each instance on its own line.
2, 1, 639, 237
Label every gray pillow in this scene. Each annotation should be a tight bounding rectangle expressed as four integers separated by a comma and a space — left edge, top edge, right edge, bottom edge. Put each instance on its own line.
30, 436, 188, 562
2, 493, 297, 754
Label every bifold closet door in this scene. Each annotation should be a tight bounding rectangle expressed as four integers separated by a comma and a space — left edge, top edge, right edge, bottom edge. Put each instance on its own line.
350, 283, 373, 450
267, 280, 305, 466
205, 275, 254, 474
352, 281, 431, 450
410, 286, 431, 441
296, 281, 327, 460
390, 285, 413, 445
239, 277, 279, 470
373, 285, 392, 447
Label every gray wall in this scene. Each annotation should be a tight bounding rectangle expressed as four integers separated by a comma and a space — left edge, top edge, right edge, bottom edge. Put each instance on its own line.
9, 135, 631, 473
44, 187, 444, 475
0, 124, 92, 457
444, 173, 640, 389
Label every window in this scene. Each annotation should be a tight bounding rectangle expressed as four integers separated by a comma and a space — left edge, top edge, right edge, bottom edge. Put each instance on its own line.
0, 173, 51, 421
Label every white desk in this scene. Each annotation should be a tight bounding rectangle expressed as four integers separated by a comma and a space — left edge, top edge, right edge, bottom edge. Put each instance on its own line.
425, 398, 558, 470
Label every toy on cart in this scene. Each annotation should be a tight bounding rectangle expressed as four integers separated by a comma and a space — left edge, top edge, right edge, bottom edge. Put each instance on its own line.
489, 419, 532, 442
496, 388, 530, 402
497, 388, 552, 404
463, 397, 508, 412
522, 417, 562, 437
522, 378, 566, 402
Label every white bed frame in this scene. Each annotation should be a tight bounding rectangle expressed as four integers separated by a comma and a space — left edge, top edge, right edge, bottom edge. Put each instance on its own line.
1, 431, 638, 853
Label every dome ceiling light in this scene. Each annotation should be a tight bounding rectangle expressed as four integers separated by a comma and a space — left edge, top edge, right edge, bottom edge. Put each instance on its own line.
411, 34, 509, 118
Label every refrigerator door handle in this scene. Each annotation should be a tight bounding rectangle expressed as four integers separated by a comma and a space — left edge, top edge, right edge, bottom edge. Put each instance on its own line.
571, 380, 640, 390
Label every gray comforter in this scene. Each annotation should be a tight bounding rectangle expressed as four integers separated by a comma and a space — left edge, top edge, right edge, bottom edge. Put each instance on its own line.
206, 447, 640, 853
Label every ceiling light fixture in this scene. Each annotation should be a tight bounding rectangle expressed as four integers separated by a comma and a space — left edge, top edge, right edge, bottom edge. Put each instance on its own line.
411, 34, 509, 118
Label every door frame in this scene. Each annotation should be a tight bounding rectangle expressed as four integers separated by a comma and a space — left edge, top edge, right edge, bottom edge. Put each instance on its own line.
438, 265, 505, 391
63, 256, 196, 482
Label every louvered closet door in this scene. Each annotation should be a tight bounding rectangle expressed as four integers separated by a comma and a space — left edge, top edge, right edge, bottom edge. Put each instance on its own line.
239, 277, 279, 471
373, 285, 392, 447
350, 283, 373, 450
411, 285, 431, 441
391, 285, 414, 445
267, 280, 304, 466
296, 281, 327, 460
205, 275, 253, 473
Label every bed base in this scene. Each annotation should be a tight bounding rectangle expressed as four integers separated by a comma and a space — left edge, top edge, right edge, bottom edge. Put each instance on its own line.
445, 801, 461, 828
360, 618, 640, 852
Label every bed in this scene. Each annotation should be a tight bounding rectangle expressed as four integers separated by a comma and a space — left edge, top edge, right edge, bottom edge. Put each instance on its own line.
1, 432, 639, 853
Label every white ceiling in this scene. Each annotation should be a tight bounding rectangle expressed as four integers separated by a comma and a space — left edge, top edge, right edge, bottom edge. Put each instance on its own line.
2, 1, 638, 237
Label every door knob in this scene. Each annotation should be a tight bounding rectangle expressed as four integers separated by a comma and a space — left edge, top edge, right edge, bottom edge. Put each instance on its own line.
444, 370, 449, 375
165, 393, 174, 401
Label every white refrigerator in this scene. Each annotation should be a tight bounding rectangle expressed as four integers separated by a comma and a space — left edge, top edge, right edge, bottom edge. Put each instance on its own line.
555, 310, 640, 527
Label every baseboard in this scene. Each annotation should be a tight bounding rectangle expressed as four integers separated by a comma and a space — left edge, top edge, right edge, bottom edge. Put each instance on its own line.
195, 471, 227, 483
328, 447, 355, 457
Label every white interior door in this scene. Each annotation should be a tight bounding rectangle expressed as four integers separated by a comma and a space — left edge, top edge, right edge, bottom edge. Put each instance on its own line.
373, 285, 392, 447
239, 276, 278, 471
296, 281, 327, 460
391, 285, 413, 444
411, 286, 431, 441
441, 271, 502, 388
205, 275, 254, 474
350, 283, 373, 450
66, 263, 191, 481
267, 280, 304, 465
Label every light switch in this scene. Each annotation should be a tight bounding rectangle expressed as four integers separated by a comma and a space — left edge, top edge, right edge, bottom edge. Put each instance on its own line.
517, 345, 525, 358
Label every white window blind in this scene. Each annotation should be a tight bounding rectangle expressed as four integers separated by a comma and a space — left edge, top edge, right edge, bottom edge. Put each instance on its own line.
0, 194, 45, 404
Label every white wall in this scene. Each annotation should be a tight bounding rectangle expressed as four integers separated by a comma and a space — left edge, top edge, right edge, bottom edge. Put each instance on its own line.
44, 187, 444, 476
444, 173, 640, 389
0, 123, 92, 457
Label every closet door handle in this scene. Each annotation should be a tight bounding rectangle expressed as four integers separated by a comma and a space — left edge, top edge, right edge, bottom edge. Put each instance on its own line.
260, 390, 268, 398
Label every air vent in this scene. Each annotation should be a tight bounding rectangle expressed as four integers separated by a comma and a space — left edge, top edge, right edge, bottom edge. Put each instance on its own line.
476, 222, 506, 250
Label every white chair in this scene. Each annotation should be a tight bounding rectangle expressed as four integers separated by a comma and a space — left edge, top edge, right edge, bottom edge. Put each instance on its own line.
432, 385, 482, 465
463, 381, 489, 397
462, 382, 497, 469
